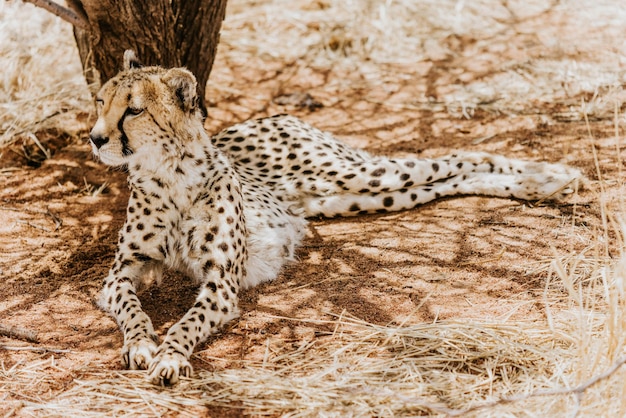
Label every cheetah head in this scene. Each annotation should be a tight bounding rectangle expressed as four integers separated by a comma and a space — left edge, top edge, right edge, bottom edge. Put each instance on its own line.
89, 50, 201, 167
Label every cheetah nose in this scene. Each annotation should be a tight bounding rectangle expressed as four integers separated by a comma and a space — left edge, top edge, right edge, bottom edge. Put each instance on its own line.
89, 133, 109, 149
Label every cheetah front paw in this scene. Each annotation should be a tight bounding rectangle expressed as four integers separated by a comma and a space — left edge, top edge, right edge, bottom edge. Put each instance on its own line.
147, 350, 193, 385
121, 337, 158, 370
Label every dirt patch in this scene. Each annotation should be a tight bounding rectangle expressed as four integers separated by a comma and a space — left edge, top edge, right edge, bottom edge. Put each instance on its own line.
0, 79, 614, 393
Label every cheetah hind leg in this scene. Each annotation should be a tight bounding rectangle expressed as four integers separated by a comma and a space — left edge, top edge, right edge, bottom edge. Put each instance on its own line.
302, 158, 583, 217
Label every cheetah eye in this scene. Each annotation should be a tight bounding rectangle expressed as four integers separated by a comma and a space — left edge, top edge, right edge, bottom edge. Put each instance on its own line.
95, 98, 104, 111
127, 107, 144, 116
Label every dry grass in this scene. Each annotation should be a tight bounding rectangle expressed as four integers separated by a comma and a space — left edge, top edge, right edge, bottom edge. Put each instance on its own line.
6, 240, 626, 416
0, 1, 90, 148
216, 0, 626, 119
2, 0, 626, 416
3, 0, 625, 148
10, 320, 566, 416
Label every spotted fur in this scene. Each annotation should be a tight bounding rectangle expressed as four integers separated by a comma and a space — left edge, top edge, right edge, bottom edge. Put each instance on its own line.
89, 51, 582, 385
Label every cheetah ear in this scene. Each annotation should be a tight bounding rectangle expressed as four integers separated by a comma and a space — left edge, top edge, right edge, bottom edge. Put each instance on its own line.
123, 50, 143, 71
161, 68, 198, 112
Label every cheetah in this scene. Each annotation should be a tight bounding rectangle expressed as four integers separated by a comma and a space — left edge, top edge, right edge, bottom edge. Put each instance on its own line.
89, 51, 582, 385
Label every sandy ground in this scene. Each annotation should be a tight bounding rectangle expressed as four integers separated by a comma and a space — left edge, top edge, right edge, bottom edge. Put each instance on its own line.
1, 1, 625, 416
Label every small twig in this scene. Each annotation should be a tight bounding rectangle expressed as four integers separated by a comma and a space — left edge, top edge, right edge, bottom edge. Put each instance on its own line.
46, 207, 63, 230
23, 0, 89, 30
65, 0, 89, 27
26, 132, 51, 160
533, 177, 581, 206
1, 206, 54, 216
458, 246, 506, 266
0, 345, 71, 354
1, 167, 20, 173
15, 220, 52, 232
1, 206, 63, 230
472, 133, 497, 145
3, 110, 62, 137
0, 324, 39, 343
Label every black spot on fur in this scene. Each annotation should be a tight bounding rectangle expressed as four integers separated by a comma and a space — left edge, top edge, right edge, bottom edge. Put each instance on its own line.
203, 260, 214, 273
132, 252, 152, 262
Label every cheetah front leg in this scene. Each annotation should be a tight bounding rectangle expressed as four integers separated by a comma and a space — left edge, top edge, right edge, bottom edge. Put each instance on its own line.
147, 269, 240, 385
99, 261, 161, 371
99, 205, 168, 372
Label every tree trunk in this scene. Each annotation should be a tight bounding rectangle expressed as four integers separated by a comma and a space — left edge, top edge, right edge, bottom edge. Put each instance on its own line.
68, 0, 227, 113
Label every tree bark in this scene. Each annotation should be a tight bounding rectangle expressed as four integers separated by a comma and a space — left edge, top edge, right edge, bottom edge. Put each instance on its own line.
67, 0, 227, 112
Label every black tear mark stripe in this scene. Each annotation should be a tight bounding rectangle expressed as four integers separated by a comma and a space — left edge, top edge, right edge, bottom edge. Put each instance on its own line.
118, 108, 136, 156
148, 110, 168, 134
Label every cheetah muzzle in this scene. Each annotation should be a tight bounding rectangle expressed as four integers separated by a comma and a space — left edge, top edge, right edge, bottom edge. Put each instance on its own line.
89, 50, 583, 385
